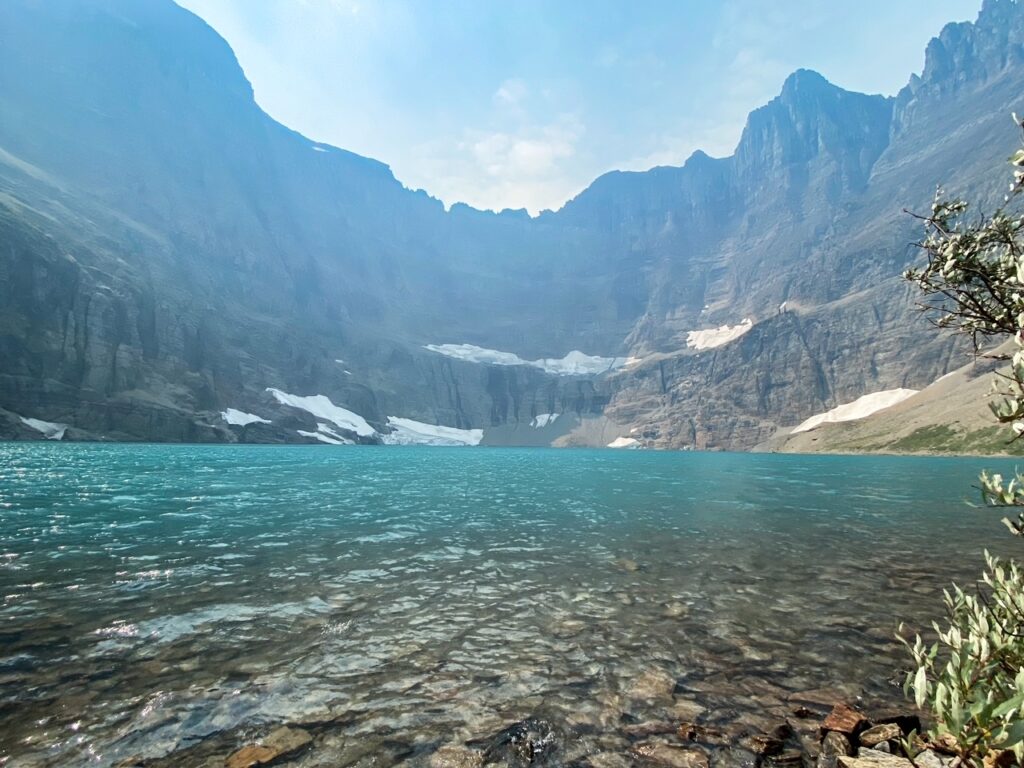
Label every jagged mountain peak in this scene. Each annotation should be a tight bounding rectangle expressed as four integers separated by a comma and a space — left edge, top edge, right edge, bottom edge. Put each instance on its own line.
979, 0, 1024, 27
778, 68, 836, 99
893, 0, 1024, 134
732, 68, 892, 194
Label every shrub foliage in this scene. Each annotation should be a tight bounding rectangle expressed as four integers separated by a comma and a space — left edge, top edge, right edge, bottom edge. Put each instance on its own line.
902, 124, 1024, 766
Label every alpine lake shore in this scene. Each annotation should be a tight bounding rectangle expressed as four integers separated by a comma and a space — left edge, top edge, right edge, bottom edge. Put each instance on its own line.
129, 674, 946, 768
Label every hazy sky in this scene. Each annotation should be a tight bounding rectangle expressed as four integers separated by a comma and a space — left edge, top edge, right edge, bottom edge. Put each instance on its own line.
176, 0, 980, 214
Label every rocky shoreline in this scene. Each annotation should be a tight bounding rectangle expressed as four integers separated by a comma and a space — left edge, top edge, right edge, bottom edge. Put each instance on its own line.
114, 692, 961, 768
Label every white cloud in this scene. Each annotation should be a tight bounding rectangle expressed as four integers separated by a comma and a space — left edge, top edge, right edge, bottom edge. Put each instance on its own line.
493, 77, 529, 107
471, 118, 579, 179
397, 104, 585, 214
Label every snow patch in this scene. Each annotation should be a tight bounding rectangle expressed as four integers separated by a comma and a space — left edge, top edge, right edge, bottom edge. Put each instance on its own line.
793, 388, 919, 434
424, 343, 628, 376
425, 343, 528, 367
531, 413, 560, 428
382, 417, 483, 446
607, 436, 640, 449
312, 146, 328, 153
318, 423, 354, 444
298, 429, 340, 444
687, 319, 754, 350
220, 408, 270, 427
266, 388, 375, 437
20, 417, 67, 440
298, 428, 349, 445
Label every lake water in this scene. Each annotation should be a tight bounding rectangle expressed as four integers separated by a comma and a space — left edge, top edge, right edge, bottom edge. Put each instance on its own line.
1, 444, 1021, 767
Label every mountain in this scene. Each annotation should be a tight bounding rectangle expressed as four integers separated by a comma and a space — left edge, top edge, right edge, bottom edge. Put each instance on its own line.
1, 0, 1023, 449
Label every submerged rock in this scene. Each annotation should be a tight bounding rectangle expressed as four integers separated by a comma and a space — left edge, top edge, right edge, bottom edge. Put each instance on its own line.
765, 749, 803, 766
740, 733, 785, 756
632, 743, 709, 768
664, 602, 690, 618
671, 700, 707, 721
224, 727, 312, 768
627, 669, 676, 701
624, 722, 680, 738
678, 723, 729, 747
430, 745, 485, 768
471, 717, 559, 766
788, 689, 849, 712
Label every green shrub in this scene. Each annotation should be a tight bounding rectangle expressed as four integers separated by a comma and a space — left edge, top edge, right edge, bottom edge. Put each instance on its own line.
902, 553, 1024, 766
903, 125, 1024, 767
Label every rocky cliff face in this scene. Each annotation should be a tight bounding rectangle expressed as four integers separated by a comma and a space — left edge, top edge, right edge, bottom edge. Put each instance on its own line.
1, 0, 1022, 448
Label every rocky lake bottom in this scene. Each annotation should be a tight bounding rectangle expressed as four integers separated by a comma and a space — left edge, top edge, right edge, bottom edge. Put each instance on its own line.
1, 444, 1020, 767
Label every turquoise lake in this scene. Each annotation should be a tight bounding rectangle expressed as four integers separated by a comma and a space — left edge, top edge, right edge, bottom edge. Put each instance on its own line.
1, 444, 1022, 766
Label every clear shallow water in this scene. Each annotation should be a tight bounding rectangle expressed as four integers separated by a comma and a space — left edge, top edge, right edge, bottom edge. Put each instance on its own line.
0, 444, 1021, 767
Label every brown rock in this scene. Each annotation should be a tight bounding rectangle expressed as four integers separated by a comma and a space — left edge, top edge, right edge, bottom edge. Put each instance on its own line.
741, 734, 785, 756
800, 733, 822, 763
984, 750, 1016, 768
672, 699, 707, 721
929, 733, 959, 755
822, 704, 869, 736
587, 754, 635, 768
837, 754, 914, 768
789, 689, 848, 711
624, 722, 679, 738
912, 750, 947, 768
872, 712, 922, 737
859, 724, 901, 748
633, 744, 709, 768
712, 748, 761, 768
678, 722, 728, 745
788, 712, 823, 740
225, 727, 312, 768
226, 746, 277, 768
429, 745, 484, 768
822, 731, 853, 757
766, 750, 803, 766
628, 668, 676, 701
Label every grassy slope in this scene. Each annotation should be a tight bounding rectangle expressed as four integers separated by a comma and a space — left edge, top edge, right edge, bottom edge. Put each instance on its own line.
764, 348, 1024, 456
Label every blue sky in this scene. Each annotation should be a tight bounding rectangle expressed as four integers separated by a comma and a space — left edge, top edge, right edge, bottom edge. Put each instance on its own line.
177, 0, 980, 214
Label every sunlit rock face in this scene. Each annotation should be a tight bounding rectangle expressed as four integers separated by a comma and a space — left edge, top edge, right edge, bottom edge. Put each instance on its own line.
0, 0, 1022, 447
